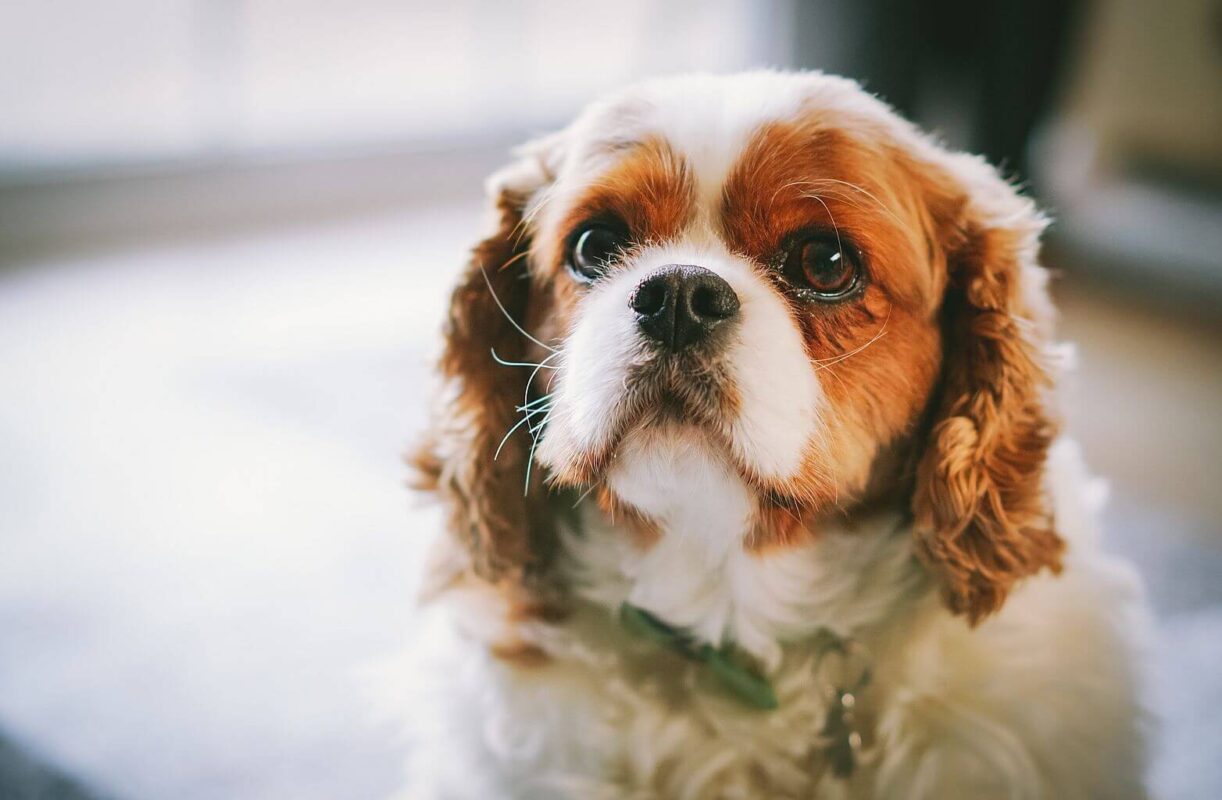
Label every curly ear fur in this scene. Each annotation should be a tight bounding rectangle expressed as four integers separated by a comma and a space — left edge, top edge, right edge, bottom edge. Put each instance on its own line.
412, 141, 561, 593
912, 153, 1065, 624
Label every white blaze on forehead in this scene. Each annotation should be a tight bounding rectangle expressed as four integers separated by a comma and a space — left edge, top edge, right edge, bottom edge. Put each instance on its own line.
615, 72, 810, 211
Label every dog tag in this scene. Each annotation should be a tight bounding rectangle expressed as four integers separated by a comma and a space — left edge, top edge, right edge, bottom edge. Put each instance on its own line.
811, 635, 871, 779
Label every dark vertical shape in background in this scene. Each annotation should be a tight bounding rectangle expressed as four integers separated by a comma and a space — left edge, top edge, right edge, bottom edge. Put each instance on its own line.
790, 0, 1081, 186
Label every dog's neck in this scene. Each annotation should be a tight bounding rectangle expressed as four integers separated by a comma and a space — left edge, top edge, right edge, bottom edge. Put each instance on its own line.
558, 431, 928, 669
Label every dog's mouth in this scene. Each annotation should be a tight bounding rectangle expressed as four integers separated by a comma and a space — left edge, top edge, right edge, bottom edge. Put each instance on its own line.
619, 354, 736, 435
537, 351, 738, 485
540, 357, 830, 519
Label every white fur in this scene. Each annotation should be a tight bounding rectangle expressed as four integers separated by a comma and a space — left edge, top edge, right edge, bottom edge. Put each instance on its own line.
716, 253, 823, 481
536, 262, 647, 465
635, 74, 810, 212
606, 425, 753, 565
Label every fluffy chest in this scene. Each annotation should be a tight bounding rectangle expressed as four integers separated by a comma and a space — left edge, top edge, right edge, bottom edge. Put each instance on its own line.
560, 499, 926, 670
474, 600, 887, 800
406, 505, 927, 797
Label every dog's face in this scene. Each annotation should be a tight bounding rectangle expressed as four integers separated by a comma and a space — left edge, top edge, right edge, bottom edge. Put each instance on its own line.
416, 72, 1064, 622
529, 83, 947, 539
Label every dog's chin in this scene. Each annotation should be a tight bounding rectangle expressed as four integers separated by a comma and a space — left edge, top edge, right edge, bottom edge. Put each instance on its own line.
603, 421, 757, 544
537, 363, 732, 485
539, 403, 729, 489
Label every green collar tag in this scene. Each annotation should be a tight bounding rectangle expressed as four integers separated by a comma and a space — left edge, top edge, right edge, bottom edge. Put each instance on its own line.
619, 603, 779, 711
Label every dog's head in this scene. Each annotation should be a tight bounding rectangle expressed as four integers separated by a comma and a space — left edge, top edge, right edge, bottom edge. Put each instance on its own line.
415, 72, 1063, 623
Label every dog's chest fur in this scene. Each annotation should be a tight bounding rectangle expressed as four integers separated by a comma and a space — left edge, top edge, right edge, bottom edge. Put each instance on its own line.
401, 442, 1148, 799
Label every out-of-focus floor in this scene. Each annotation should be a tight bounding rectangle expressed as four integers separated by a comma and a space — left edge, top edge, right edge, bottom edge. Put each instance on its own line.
0, 204, 1219, 799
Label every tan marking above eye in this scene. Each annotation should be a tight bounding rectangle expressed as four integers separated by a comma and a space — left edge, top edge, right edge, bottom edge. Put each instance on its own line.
550, 138, 695, 275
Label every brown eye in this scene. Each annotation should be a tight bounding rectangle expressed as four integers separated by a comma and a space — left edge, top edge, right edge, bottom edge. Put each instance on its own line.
567, 223, 629, 282
783, 235, 861, 299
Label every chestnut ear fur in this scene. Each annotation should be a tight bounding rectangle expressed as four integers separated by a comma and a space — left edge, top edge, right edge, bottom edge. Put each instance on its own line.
910, 152, 1065, 623
411, 144, 560, 594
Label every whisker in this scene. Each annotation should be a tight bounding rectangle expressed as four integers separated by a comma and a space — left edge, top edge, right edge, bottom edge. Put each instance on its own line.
802, 178, 907, 229
517, 393, 555, 412
813, 304, 893, 371
490, 348, 559, 370
805, 192, 845, 256
479, 265, 559, 353
495, 409, 546, 460
497, 250, 531, 272
496, 403, 552, 459
522, 407, 554, 495
523, 349, 564, 407
572, 479, 603, 509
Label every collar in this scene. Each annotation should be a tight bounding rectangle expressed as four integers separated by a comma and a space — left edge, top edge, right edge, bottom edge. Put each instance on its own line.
619, 602, 873, 778
619, 602, 779, 709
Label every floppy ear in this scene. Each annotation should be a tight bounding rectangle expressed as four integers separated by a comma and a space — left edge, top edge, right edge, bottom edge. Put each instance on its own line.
911, 153, 1064, 624
412, 136, 562, 594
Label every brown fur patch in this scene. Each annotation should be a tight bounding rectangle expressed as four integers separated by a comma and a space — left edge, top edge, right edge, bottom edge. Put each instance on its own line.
746, 505, 815, 552
545, 137, 695, 277
596, 487, 662, 547
489, 641, 550, 666
911, 213, 1064, 622
720, 109, 1063, 621
720, 116, 945, 518
410, 181, 558, 599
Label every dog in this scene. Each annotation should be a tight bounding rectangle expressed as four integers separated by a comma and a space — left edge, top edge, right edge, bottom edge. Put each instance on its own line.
405, 71, 1149, 799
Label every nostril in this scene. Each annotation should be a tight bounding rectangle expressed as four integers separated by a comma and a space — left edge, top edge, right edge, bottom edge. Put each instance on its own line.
630, 279, 668, 316
632, 264, 739, 351
690, 282, 739, 320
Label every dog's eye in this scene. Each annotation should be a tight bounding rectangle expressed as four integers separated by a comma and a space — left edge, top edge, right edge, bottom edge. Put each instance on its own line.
567, 224, 628, 282
783, 235, 861, 300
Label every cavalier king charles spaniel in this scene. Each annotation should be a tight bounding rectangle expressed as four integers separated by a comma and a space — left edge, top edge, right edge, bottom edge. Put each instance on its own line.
405, 71, 1149, 799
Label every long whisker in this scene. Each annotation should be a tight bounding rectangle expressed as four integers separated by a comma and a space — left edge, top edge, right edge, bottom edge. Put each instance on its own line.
479, 265, 559, 353
495, 406, 548, 460
497, 249, 531, 272
517, 393, 555, 412
523, 349, 564, 406
522, 407, 554, 494
805, 192, 844, 255
571, 479, 603, 509
495, 396, 555, 460
801, 178, 907, 229
813, 304, 893, 371
490, 348, 559, 370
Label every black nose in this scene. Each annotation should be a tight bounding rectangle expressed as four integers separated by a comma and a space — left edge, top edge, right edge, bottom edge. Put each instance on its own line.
629, 265, 740, 351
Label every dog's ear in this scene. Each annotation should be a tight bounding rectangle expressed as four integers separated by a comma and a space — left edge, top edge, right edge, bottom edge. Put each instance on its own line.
412, 134, 564, 594
910, 152, 1064, 624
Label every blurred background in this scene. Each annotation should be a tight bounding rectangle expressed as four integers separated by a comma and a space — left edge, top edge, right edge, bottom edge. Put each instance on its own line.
1, 1, 1219, 797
